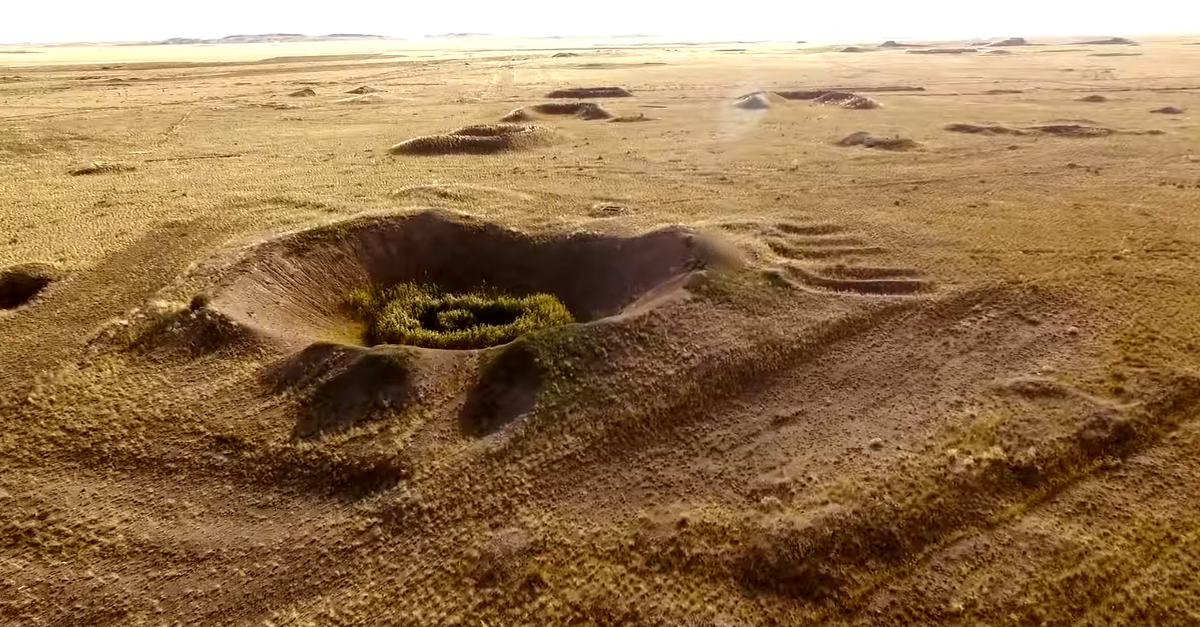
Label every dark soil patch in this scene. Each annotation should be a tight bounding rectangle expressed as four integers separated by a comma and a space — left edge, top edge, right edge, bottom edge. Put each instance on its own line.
1077, 94, 1108, 102
545, 86, 632, 98
346, 85, 384, 94
1151, 106, 1185, 114
288, 88, 317, 97
0, 263, 61, 310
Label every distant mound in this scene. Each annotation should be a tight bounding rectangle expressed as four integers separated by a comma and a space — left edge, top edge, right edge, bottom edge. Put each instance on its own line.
1151, 106, 1185, 114
388, 124, 555, 155
545, 86, 632, 98
1077, 94, 1109, 102
1074, 37, 1138, 45
346, 85, 384, 94
946, 122, 1157, 137
288, 88, 316, 97
0, 263, 61, 310
836, 132, 920, 151
906, 48, 973, 55
551, 52, 580, 58
811, 91, 880, 109
979, 49, 1013, 55
944, 123, 1029, 135
334, 94, 384, 104
985, 37, 1030, 47
501, 102, 614, 122
838, 46, 870, 53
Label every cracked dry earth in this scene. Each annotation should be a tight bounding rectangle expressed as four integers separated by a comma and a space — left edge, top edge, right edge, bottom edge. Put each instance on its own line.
2, 36, 1200, 626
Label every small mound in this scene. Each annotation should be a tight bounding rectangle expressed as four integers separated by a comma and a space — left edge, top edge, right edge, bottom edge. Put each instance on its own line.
944, 123, 1028, 135
609, 113, 653, 123
346, 85, 384, 94
550, 52, 580, 58
458, 339, 543, 435
545, 86, 632, 98
979, 49, 1013, 55
734, 93, 772, 110
500, 102, 613, 122
343, 283, 574, 349
905, 48, 972, 54
288, 88, 316, 97
1151, 106, 1185, 114
68, 161, 135, 175
811, 91, 880, 109
1030, 124, 1114, 137
985, 37, 1030, 47
264, 344, 416, 438
838, 46, 869, 53
984, 89, 1024, 94
0, 263, 61, 310
334, 94, 384, 104
1077, 94, 1109, 102
388, 124, 553, 155
1076, 37, 1138, 45
836, 132, 919, 151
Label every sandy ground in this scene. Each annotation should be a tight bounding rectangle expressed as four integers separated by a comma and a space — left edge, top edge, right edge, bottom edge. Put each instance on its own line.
2, 36, 1200, 626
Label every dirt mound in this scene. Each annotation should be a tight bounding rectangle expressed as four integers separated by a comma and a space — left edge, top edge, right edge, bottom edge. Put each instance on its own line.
1076, 37, 1138, 45
1151, 106, 1185, 114
288, 88, 316, 97
550, 52, 580, 58
836, 132, 920, 151
0, 263, 61, 310
945, 123, 1029, 135
734, 92, 772, 110
979, 49, 1013, 55
263, 343, 417, 438
206, 211, 711, 350
905, 48, 972, 54
1077, 94, 1109, 102
609, 113, 653, 123
811, 91, 881, 109
838, 46, 869, 53
986, 37, 1030, 47
500, 102, 614, 121
334, 94, 384, 104
388, 124, 554, 155
68, 161, 135, 175
346, 85, 384, 94
545, 86, 632, 98
1030, 124, 1115, 137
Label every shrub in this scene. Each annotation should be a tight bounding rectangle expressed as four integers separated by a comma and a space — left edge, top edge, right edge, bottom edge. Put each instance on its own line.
345, 283, 574, 349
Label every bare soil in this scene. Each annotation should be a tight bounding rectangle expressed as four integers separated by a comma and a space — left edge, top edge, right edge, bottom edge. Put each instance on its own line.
3, 35, 1200, 627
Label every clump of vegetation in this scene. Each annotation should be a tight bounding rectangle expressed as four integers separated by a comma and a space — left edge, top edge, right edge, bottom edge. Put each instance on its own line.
344, 283, 574, 349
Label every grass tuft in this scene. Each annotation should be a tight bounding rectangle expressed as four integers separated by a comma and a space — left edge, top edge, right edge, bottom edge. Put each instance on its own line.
345, 283, 574, 349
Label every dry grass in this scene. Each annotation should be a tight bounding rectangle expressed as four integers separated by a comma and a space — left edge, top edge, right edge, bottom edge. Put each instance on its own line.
3, 35, 1200, 627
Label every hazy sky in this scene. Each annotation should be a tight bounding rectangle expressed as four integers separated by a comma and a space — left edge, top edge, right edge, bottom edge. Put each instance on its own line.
4, 1, 1198, 44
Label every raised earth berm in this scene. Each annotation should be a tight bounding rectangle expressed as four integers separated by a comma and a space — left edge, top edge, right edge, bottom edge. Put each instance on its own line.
545, 86, 632, 98
210, 211, 711, 351
388, 123, 555, 155
501, 102, 614, 121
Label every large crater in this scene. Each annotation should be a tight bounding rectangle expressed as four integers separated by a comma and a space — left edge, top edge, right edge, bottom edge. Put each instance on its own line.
212, 211, 707, 350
